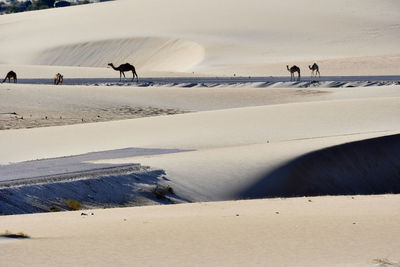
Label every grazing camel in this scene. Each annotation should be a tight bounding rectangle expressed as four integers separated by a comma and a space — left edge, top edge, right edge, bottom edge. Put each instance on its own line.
2, 71, 17, 83
308, 63, 320, 78
287, 65, 301, 81
54, 73, 63, 85
108, 63, 138, 82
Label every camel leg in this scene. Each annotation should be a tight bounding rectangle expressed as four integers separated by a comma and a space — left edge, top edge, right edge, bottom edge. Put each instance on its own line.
132, 70, 139, 82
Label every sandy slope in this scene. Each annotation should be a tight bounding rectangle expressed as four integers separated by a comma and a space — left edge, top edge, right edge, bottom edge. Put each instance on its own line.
0, 95, 399, 164
94, 132, 400, 202
1, 195, 400, 266
1, 82, 398, 130
0, 84, 399, 211
1, 82, 399, 215
1, 0, 400, 76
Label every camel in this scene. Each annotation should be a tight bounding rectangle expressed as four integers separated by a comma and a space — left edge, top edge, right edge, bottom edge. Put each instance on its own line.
2, 71, 17, 83
108, 63, 138, 82
308, 63, 320, 78
287, 65, 301, 81
54, 73, 63, 85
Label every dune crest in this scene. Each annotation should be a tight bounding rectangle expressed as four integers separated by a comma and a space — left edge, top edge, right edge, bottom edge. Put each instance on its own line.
32, 37, 205, 72
240, 134, 400, 198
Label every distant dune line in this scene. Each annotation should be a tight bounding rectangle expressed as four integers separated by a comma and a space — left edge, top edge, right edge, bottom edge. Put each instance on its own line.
12, 76, 400, 88
240, 134, 400, 198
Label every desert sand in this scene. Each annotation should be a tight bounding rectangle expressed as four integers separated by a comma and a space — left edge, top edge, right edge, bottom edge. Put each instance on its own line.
1, 196, 400, 267
0, 0, 400, 266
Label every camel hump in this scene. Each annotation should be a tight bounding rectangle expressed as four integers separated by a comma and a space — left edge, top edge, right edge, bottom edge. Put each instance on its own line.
7, 71, 16, 77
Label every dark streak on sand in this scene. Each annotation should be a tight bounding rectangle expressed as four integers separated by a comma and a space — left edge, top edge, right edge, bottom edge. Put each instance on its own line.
0, 105, 188, 130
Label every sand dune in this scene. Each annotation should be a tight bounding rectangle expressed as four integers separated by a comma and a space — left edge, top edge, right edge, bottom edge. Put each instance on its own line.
1, 195, 400, 266
1, 0, 400, 265
240, 133, 400, 198
32, 37, 205, 72
0, 96, 399, 164
1, 82, 399, 130
1, 0, 399, 76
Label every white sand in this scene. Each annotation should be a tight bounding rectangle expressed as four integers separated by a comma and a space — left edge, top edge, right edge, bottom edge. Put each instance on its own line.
1, 0, 400, 265
1, 195, 400, 266
0, 95, 399, 163
1, 0, 399, 76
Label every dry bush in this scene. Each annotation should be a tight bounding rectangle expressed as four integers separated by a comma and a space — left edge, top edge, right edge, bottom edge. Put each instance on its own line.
66, 199, 81, 211
1, 230, 30, 239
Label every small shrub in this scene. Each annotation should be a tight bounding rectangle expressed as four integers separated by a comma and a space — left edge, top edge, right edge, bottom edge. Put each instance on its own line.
49, 205, 61, 212
1, 230, 30, 239
152, 186, 166, 199
66, 199, 81, 211
166, 186, 174, 194
151, 185, 175, 200
372, 258, 399, 265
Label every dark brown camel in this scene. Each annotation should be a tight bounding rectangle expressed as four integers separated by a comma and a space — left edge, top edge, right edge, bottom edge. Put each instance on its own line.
108, 63, 138, 82
308, 63, 320, 78
287, 65, 301, 81
2, 71, 17, 83
54, 73, 63, 85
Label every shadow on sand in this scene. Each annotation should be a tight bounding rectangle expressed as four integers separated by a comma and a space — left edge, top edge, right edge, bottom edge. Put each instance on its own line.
239, 134, 400, 199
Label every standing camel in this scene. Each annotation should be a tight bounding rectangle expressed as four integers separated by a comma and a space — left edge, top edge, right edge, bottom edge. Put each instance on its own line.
108, 63, 138, 82
287, 65, 301, 81
2, 71, 17, 83
54, 73, 63, 85
308, 63, 320, 78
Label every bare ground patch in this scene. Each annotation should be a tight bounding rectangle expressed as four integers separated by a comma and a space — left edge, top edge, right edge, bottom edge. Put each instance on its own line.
0, 105, 189, 130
